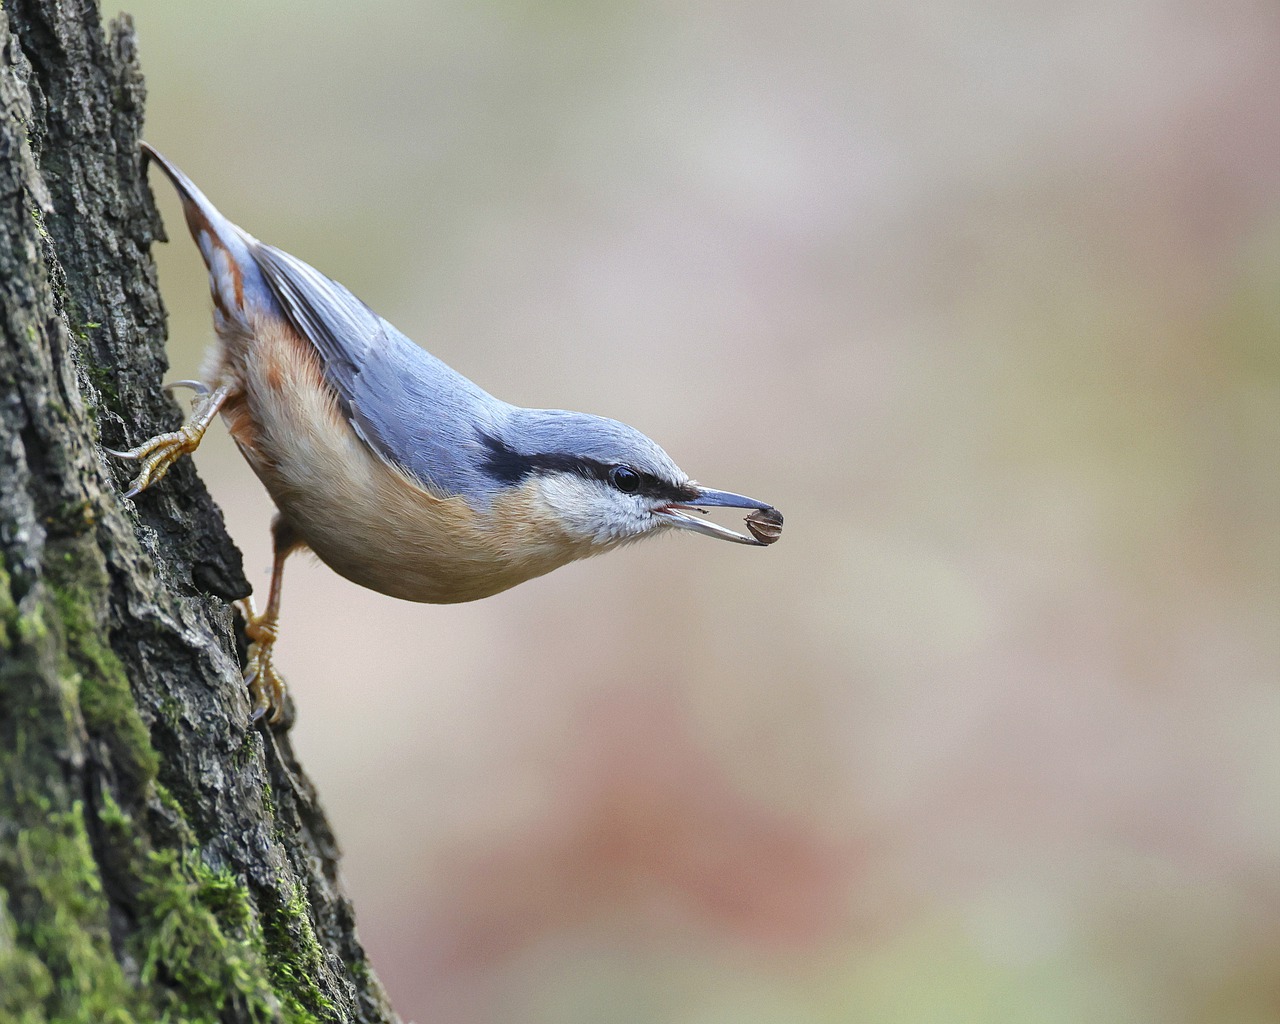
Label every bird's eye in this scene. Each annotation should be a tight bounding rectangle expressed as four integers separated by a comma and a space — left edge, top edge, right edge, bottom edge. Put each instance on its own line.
609, 466, 641, 494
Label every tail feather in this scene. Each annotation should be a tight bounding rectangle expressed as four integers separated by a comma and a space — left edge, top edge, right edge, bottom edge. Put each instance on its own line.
141, 142, 269, 322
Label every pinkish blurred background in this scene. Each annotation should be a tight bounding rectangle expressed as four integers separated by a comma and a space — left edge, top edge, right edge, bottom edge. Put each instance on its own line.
124, 2, 1279, 1021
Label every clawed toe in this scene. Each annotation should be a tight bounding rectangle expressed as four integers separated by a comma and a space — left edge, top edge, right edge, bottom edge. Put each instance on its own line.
111, 430, 199, 496
108, 381, 231, 497
245, 650, 287, 726
239, 597, 290, 728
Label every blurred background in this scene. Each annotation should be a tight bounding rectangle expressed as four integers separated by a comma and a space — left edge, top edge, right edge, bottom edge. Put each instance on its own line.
122, 2, 1279, 1021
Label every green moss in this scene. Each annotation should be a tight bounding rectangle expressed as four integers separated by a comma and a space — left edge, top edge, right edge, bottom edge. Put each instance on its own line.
261, 881, 339, 1023
15, 599, 47, 647
47, 545, 159, 795
132, 857, 275, 1017
233, 726, 260, 770
96, 791, 342, 1024
151, 779, 187, 822
0, 570, 138, 1022
0, 893, 53, 1024
97, 792, 279, 1024
155, 692, 183, 728
4, 804, 140, 1024
0, 561, 14, 650
80, 351, 120, 408
29, 205, 50, 240
1, 566, 148, 1023
0, 531, 350, 1021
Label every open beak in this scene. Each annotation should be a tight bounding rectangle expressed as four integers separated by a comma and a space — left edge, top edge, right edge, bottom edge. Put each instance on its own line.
654, 487, 781, 546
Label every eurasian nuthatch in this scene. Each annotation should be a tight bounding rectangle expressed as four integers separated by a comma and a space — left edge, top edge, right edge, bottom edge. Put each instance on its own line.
112, 143, 782, 725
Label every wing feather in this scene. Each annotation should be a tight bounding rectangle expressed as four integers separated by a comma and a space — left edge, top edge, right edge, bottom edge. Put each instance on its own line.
249, 242, 507, 500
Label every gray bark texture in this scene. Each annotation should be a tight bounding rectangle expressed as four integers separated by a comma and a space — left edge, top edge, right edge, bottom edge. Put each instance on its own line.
0, 2, 399, 1021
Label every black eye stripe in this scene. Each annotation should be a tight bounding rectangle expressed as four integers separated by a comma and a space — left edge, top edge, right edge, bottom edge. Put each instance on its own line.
477, 432, 697, 502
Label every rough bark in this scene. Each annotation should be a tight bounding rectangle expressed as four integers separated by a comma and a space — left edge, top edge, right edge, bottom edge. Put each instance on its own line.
0, 2, 398, 1021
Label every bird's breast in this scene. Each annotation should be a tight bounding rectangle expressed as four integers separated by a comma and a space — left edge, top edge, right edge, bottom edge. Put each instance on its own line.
209, 314, 594, 603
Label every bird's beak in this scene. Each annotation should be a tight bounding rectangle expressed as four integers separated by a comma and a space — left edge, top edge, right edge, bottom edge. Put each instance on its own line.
654, 487, 782, 546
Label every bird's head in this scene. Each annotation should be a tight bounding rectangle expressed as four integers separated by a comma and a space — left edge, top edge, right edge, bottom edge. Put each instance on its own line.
478, 410, 778, 552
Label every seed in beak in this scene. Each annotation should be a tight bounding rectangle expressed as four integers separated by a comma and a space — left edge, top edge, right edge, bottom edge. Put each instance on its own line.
745, 507, 783, 545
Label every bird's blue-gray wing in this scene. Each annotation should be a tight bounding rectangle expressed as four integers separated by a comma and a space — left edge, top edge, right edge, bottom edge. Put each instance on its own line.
249, 241, 508, 499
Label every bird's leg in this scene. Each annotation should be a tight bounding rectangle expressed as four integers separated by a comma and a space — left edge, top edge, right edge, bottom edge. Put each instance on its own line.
107, 381, 233, 497
238, 516, 303, 728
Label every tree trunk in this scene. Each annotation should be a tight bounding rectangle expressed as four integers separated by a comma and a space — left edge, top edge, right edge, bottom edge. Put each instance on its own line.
0, 2, 398, 1021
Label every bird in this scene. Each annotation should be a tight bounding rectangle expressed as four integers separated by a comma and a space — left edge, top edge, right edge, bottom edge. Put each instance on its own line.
112, 143, 782, 726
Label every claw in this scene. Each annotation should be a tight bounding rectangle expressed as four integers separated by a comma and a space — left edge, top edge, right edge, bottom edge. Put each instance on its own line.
163, 379, 211, 396
238, 596, 289, 727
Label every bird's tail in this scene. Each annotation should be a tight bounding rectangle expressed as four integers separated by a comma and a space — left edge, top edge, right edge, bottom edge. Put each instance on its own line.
141, 142, 268, 322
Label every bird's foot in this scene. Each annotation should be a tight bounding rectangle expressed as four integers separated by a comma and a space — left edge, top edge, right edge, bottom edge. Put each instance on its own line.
106, 426, 204, 497
106, 381, 227, 497
238, 597, 292, 729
